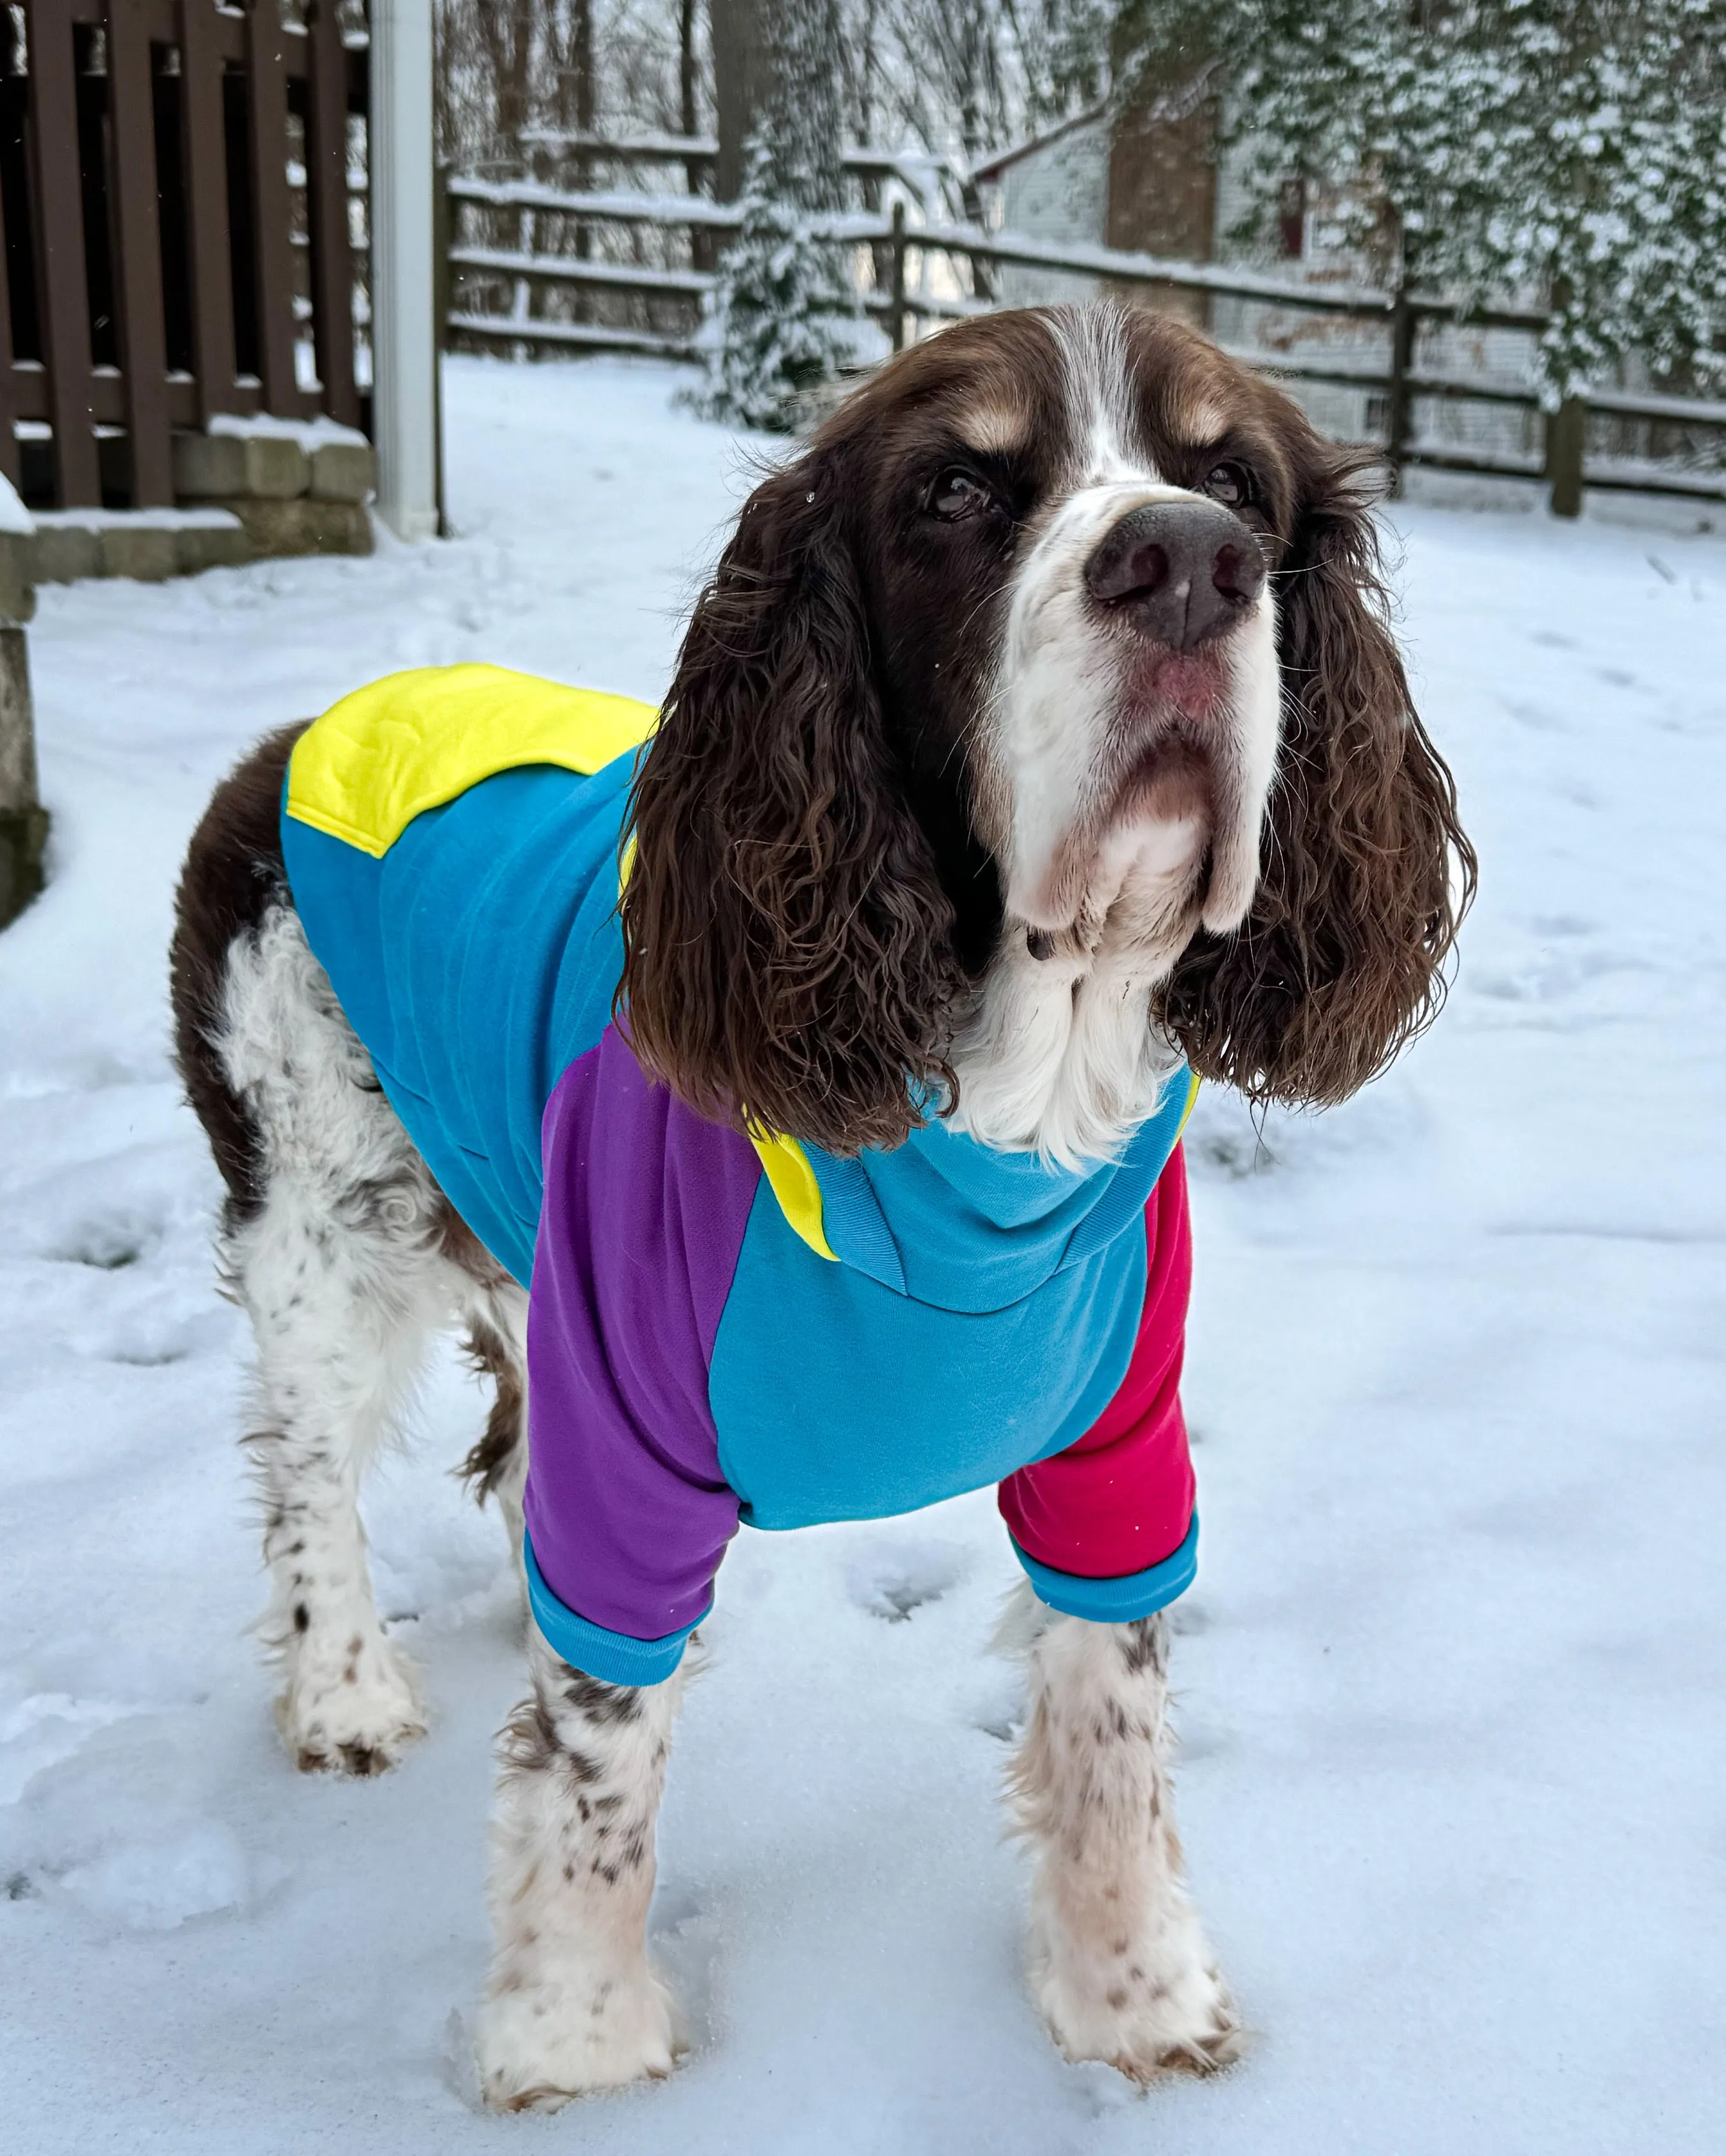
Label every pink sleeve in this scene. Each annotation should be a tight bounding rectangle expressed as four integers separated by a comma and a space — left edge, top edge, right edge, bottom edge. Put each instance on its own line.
998, 1144, 1197, 1583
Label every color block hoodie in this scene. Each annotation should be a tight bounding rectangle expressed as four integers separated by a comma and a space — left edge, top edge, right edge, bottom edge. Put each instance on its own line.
281, 665, 1201, 1685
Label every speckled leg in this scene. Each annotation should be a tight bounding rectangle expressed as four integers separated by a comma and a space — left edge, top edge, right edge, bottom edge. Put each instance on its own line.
1004, 1582, 1242, 2081
477, 1631, 686, 2110
219, 905, 457, 1774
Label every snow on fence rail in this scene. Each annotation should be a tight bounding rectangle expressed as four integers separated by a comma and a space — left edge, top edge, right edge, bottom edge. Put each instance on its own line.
442, 151, 1726, 520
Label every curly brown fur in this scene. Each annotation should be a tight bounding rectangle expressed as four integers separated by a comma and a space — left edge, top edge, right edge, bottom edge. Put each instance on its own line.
618, 452, 965, 1156
624, 310, 1472, 1147
1158, 441, 1477, 1106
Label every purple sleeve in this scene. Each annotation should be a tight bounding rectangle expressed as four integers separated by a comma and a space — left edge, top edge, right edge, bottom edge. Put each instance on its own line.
521, 1026, 761, 1643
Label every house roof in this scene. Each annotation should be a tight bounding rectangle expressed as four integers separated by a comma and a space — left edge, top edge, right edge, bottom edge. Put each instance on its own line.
970, 104, 1107, 184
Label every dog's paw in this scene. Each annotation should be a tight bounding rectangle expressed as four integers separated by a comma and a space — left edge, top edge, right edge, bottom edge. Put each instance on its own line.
1034, 1915, 1243, 2085
275, 1635, 425, 1776
476, 1966, 678, 2111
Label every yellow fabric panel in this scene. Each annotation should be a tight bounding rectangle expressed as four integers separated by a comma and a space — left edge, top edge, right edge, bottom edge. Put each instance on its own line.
1178, 1070, 1201, 1136
285, 663, 659, 859
749, 1131, 839, 1262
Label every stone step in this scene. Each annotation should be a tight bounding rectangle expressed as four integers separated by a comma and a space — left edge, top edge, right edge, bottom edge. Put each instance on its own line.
10, 418, 378, 585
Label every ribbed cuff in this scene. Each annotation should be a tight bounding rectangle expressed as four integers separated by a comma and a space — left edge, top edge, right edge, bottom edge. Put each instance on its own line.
1011, 1513, 1199, 1623
522, 1533, 705, 1687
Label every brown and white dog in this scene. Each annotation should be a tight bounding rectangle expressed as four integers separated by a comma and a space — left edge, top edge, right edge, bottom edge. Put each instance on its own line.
170, 303, 1472, 2107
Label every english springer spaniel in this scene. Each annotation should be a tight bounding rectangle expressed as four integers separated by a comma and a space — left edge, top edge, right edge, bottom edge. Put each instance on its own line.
170, 302, 1472, 2108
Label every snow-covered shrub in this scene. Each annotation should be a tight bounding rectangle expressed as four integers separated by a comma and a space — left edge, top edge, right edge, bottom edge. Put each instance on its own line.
698, 135, 857, 435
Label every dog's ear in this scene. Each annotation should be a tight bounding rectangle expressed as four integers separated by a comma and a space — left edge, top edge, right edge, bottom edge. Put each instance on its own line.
619, 450, 959, 1155
1160, 444, 1476, 1107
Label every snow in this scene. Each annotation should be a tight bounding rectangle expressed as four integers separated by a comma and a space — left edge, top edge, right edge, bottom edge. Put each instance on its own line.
207, 412, 372, 449
3, 353, 1725, 2153
31, 507, 245, 532
0, 471, 33, 535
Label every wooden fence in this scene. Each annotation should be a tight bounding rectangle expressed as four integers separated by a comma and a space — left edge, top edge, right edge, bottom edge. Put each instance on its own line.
0, 0, 367, 509
444, 138, 1726, 518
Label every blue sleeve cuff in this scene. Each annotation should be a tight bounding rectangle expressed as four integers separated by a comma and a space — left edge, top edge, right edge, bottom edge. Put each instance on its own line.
1011, 1513, 1199, 1623
522, 1533, 705, 1687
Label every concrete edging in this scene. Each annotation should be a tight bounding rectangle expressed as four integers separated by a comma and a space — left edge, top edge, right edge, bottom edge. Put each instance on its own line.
24, 423, 379, 586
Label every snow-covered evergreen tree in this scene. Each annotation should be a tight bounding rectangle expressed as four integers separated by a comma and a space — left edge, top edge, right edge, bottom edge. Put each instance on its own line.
1115, 0, 1726, 401
699, 134, 858, 432
700, 2, 856, 432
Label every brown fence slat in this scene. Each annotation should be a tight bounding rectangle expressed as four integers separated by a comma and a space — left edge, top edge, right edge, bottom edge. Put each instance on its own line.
244, 0, 298, 414
0, 155, 17, 489
179, 0, 240, 422
305, 0, 356, 423
2, 2, 356, 499
106, 0, 173, 502
23, 0, 99, 503
11, 363, 221, 430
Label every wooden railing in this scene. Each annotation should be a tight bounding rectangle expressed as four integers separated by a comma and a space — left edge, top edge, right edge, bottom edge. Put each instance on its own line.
444, 140, 1726, 518
0, 1, 368, 509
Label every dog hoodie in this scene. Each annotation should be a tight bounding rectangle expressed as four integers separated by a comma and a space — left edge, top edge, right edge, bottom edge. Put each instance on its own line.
280, 664, 1201, 1685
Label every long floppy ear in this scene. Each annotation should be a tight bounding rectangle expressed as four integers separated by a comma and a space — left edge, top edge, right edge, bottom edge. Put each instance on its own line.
1159, 446, 1477, 1107
618, 451, 960, 1155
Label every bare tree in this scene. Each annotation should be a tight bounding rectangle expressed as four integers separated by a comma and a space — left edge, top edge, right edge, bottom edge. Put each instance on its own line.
475, 0, 534, 154
434, 1, 1111, 187
865, 0, 1106, 158
437, 1, 712, 167
548, 2, 597, 136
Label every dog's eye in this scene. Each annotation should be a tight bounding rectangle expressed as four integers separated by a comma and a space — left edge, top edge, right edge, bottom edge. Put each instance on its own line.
929, 469, 994, 521
1203, 461, 1254, 509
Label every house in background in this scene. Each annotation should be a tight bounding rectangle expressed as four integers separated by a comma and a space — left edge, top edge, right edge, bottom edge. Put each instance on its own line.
972, 91, 1218, 331
969, 109, 1106, 310
970, 90, 1542, 473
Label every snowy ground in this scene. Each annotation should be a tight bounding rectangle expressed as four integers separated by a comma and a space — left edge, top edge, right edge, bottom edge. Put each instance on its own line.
3, 356, 1723, 2154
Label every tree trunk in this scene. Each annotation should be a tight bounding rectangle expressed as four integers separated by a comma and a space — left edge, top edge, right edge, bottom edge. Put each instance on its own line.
711, 0, 844, 212
680, 0, 700, 140
710, 0, 770, 203
561, 0, 596, 282
767, 0, 845, 214
473, 0, 533, 164
572, 1, 595, 133
684, 0, 712, 270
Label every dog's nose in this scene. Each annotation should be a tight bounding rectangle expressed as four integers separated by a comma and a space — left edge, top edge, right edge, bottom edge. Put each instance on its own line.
1084, 500, 1266, 650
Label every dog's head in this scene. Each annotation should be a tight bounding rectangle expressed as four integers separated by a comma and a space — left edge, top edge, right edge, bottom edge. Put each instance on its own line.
621, 302, 1474, 1155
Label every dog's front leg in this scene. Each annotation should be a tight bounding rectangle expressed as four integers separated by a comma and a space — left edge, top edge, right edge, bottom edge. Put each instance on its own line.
1008, 1586, 1241, 2082
476, 1631, 685, 2111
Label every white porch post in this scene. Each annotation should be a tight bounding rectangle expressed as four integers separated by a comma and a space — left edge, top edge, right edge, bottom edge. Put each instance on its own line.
370, 0, 439, 541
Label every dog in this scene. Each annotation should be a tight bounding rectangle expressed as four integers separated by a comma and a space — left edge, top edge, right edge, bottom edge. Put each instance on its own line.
169, 302, 1472, 2108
